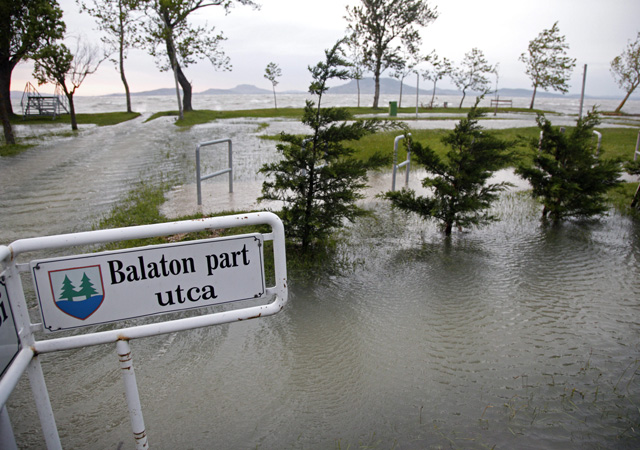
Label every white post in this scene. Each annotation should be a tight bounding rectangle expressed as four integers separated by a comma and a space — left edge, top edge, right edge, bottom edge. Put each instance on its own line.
3, 262, 61, 450
579, 64, 587, 119
415, 72, 419, 119
0, 405, 18, 450
117, 340, 149, 450
26, 359, 61, 450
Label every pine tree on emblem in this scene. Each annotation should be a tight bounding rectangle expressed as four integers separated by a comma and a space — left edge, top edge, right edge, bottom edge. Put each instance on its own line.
77, 272, 98, 300
59, 275, 77, 302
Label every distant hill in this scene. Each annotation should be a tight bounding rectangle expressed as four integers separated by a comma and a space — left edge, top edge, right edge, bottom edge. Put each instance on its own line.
200, 84, 272, 95
327, 77, 457, 96
326, 78, 595, 99
10, 79, 636, 100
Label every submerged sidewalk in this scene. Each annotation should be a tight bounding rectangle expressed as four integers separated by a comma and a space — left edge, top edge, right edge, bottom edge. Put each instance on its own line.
159, 168, 531, 219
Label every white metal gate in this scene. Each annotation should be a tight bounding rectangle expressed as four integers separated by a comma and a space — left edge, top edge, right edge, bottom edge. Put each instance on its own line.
0, 212, 287, 449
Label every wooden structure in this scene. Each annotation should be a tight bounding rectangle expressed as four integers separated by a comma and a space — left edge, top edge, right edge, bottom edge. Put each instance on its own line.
20, 82, 69, 119
490, 98, 513, 108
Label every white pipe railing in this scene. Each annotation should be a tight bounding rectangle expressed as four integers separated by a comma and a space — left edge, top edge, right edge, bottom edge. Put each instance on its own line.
196, 138, 233, 206
391, 134, 411, 191
0, 212, 287, 450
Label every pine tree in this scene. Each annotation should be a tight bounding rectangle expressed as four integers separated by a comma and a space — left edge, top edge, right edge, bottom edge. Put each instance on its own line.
59, 275, 77, 302
77, 272, 98, 300
383, 104, 513, 235
516, 110, 622, 222
259, 40, 384, 251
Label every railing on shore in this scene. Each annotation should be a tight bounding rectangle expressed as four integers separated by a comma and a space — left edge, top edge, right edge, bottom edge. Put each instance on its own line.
0, 212, 287, 450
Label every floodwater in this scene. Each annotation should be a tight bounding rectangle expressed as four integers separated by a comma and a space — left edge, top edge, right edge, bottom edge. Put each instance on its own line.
2, 94, 640, 449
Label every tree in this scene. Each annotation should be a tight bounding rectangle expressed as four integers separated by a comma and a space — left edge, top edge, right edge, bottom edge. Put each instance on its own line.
263, 61, 281, 109
59, 275, 77, 302
33, 37, 104, 131
451, 47, 493, 109
77, 272, 98, 300
610, 32, 640, 114
0, 0, 65, 145
259, 40, 384, 252
391, 47, 423, 108
422, 51, 452, 108
345, 30, 366, 108
383, 104, 513, 235
520, 22, 576, 110
141, 0, 257, 116
516, 110, 622, 222
78, 0, 142, 113
345, 0, 438, 109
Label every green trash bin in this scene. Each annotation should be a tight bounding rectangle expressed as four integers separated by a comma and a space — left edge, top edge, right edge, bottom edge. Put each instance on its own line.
389, 101, 397, 117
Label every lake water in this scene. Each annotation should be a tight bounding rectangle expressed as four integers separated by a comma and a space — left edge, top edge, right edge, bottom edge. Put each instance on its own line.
2, 94, 640, 449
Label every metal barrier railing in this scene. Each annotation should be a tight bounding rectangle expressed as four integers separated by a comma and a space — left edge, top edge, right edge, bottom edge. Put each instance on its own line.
391, 134, 411, 191
196, 138, 233, 206
537, 129, 603, 156
0, 212, 287, 450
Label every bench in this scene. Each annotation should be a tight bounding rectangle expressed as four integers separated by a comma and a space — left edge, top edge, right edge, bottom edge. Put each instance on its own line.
490, 98, 513, 108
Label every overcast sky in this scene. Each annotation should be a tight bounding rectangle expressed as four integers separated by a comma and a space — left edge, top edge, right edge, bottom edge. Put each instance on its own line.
11, 0, 640, 98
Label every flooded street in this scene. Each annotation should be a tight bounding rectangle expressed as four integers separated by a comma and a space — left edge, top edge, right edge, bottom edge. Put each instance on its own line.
1, 95, 640, 449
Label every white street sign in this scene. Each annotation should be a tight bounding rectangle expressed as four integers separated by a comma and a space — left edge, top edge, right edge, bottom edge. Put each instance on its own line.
0, 281, 20, 377
31, 233, 266, 333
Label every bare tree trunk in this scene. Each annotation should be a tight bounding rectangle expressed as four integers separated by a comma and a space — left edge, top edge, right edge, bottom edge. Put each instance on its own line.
373, 73, 381, 109
444, 221, 452, 236
0, 62, 15, 117
0, 99, 15, 145
0, 75, 15, 144
119, 37, 132, 113
177, 64, 192, 112
615, 89, 634, 113
529, 85, 538, 109
373, 59, 382, 108
66, 93, 78, 131
272, 86, 277, 109
458, 90, 466, 109
162, 12, 192, 115
117, 3, 132, 114
430, 80, 437, 107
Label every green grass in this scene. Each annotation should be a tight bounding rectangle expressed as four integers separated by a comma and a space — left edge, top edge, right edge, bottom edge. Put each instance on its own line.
1, 111, 141, 156
607, 182, 640, 215
145, 106, 551, 129
0, 143, 33, 157
92, 179, 339, 284
146, 108, 303, 126
346, 127, 541, 169
347, 124, 640, 171
12, 111, 140, 127
93, 179, 171, 250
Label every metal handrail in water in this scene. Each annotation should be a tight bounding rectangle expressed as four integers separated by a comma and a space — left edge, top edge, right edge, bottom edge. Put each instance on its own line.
391, 134, 411, 191
196, 138, 233, 206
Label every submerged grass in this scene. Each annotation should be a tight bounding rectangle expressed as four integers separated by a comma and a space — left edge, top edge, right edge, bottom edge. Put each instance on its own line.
92, 179, 339, 285
0, 143, 33, 157
2, 111, 141, 156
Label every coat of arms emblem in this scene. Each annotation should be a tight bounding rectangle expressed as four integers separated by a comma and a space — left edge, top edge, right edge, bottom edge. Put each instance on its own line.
48, 265, 105, 320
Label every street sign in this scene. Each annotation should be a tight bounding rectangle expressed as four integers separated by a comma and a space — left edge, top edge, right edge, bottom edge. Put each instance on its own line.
31, 233, 266, 332
0, 281, 20, 378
